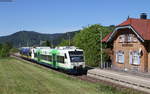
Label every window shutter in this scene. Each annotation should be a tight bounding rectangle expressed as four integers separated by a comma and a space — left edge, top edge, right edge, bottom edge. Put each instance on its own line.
129, 51, 133, 64
137, 52, 140, 65
121, 52, 124, 63
116, 51, 118, 62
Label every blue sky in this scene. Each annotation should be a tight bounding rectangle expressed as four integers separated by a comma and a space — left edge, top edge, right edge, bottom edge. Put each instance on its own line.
0, 0, 150, 36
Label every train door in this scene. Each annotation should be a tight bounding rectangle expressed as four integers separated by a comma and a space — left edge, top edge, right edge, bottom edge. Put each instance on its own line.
64, 53, 67, 63
31, 49, 34, 59
37, 51, 40, 61
52, 53, 57, 68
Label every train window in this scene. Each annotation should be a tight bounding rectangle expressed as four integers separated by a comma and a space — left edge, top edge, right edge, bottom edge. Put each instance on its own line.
34, 53, 37, 57
39, 55, 52, 62
20, 48, 31, 56
57, 56, 65, 63
48, 55, 52, 62
29, 52, 31, 56
35, 52, 40, 58
70, 56, 84, 62
69, 51, 83, 56
40, 55, 47, 61
69, 51, 84, 62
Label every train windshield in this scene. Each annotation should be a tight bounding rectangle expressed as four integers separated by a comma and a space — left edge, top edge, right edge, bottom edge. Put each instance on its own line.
69, 51, 84, 62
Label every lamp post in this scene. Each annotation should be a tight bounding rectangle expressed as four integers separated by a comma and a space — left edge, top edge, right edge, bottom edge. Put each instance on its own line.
100, 30, 103, 69
51, 39, 53, 48
98, 28, 103, 69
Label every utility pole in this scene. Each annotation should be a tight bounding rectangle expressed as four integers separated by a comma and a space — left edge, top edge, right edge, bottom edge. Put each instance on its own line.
50, 37, 53, 48
51, 39, 53, 48
69, 34, 71, 46
100, 29, 103, 69
40, 40, 46, 46
67, 32, 71, 46
39, 40, 41, 46
19, 43, 21, 48
27, 41, 29, 47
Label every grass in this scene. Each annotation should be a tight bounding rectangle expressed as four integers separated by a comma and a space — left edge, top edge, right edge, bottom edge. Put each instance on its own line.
0, 57, 144, 94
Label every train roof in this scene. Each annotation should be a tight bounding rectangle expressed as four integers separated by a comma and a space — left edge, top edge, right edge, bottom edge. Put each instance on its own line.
34, 46, 83, 53
55, 46, 83, 51
55, 46, 77, 49
32, 46, 83, 55
20, 47, 32, 50
35, 47, 51, 49
34, 46, 82, 51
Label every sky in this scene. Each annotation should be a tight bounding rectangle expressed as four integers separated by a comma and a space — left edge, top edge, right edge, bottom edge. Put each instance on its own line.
0, 0, 150, 36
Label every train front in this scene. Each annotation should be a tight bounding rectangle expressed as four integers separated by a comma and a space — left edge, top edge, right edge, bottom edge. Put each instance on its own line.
68, 49, 86, 74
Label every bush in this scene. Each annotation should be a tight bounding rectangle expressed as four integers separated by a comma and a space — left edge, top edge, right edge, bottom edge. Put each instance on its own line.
0, 42, 13, 57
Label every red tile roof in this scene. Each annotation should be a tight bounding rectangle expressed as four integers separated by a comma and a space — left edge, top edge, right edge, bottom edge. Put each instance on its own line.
102, 18, 150, 42
101, 32, 112, 42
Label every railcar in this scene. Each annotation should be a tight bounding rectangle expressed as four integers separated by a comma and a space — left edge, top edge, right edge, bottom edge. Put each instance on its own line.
20, 46, 86, 74
19, 47, 32, 59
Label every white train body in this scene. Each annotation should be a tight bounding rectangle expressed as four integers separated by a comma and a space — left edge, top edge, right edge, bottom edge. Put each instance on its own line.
20, 46, 85, 74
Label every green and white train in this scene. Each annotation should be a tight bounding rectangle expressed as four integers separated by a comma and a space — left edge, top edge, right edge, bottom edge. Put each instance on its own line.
20, 46, 85, 74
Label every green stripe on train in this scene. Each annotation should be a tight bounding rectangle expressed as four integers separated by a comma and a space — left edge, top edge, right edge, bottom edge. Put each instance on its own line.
50, 49, 59, 54
33, 58, 71, 70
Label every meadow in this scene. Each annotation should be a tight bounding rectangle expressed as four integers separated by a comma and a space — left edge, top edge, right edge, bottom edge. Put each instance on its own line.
0, 58, 143, 94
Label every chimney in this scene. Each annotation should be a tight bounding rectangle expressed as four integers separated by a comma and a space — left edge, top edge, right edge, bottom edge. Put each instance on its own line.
140, 13, 147, 19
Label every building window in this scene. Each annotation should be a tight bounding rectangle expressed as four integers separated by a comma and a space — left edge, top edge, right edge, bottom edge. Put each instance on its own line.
129, 51, 140, 65
119, 35, 125, 42
132, 35, 138, 42
128, 34, 132, 42
116, 51, 124, 64
119, 34, 135, 43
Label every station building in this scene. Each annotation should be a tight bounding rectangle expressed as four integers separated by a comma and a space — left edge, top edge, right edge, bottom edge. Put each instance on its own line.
102, 13, 150, 72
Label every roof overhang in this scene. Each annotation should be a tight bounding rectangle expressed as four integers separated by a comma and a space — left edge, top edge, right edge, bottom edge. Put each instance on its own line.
106, 25, 144, 42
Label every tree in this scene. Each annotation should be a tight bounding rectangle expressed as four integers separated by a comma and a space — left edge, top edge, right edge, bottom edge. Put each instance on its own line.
74, 24, 112, 67
59, 39, 74, 46
0, 42, 13, 57
10, 48, 19, 54
45, 40, 51, 47
41, 40, 51, 47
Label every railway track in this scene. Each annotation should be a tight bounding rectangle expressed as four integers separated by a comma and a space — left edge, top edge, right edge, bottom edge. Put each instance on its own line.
11, 55, 149, 94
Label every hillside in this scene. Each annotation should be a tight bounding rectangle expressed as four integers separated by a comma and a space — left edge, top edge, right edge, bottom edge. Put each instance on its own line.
0, 30, 79, 47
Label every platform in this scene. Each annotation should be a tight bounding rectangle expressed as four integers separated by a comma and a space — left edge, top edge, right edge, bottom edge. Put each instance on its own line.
87, 68, 150, 93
